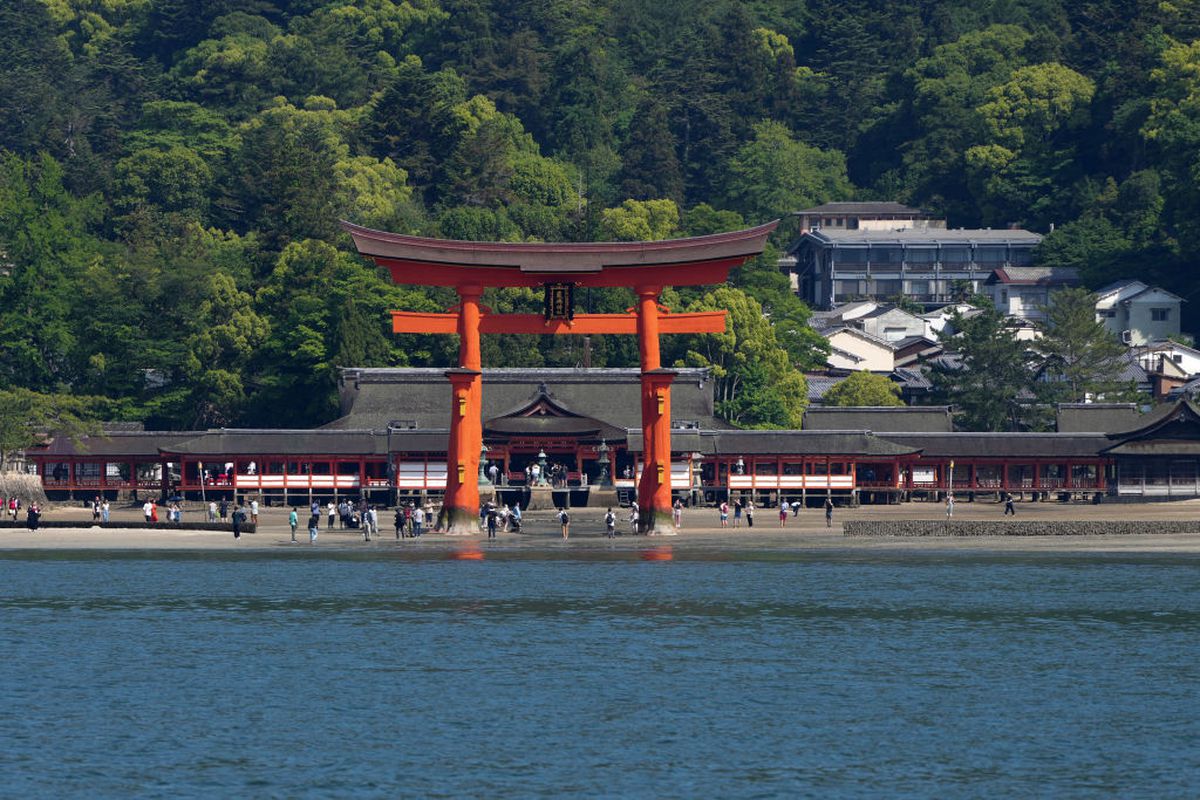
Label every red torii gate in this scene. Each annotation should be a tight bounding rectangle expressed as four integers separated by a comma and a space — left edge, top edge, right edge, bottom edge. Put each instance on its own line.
342, 220, 778, 533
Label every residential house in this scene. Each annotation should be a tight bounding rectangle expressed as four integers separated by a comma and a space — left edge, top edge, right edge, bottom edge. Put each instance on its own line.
986, 266, 1081, 321
790, 202, 943, 235
824, 327, 896, 372
1094, 280, 1183, 345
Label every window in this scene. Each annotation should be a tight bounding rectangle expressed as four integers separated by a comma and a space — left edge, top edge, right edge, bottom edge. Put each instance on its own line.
908, 279, 929, 297
974, 246, 1007, 263
905, 248, 937, 264
1152, 308, 1171, 322
1010, 249, 1034, 266
871, 279, 901, 296
870, 246, 903, 264
1099, 309, 1117, 318
941, 246, 970, 266
835, 248, 868, 264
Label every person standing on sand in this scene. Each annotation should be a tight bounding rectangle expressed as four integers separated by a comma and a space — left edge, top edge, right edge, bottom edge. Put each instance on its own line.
733, 499, 742, 527
412, 504, 425, 537
778, 499, 788, 528
92, 496, 101, 522
250, 498, 259, 525
27, 502, 40, 531
719, 501, 729, 528
559, 508, 570, 540
673, 498, 683, 529
327, 501, 336, 530
605, 508, 616, 538
143, 499, 153, 522
309, 513, 319, 544
289, 507, 298, 543
101, 499, 110, 524
1004, 493, 1016, 516
629, 504, 639, 535
150, 500, 159, 524
945, 494, 955, 518
232, 505, 242, 539
208, 500, 217, 523
745, 499, 755, 528
824, 497, 833, 528
219, 498, 228, 522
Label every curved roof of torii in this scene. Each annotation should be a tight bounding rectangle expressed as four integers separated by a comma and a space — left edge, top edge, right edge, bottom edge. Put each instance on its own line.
341, 219, 779, 287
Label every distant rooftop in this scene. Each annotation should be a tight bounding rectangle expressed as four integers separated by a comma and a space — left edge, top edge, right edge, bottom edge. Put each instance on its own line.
988, 266, 1079, 286
792, 202, 931, 217
805, 228, 1042, 246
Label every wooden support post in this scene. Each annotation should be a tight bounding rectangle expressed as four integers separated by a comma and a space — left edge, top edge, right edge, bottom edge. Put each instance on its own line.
442, 284, 483, 533
635, 286, 674, 534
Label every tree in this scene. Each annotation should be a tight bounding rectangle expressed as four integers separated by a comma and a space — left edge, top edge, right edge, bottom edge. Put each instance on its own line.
667, 286, 807, 428
930, 307, 1037, 431
598, 199, 680, 241
0, 388, 102, 471
1035, 288, 1138, 404
823, 371, 904, 407
722, 120, 852, 224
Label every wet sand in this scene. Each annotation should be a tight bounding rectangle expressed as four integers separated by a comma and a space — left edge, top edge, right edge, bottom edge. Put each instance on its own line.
2, 498, 1199, 553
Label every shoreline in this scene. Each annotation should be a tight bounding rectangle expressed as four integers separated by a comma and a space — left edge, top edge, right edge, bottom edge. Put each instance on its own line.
2, 498, 1199, 553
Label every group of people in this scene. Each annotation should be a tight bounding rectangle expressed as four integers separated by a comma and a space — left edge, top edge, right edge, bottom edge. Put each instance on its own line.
718, 497, 837, 528
5, 497, 41, 530
481, 502, 522, 538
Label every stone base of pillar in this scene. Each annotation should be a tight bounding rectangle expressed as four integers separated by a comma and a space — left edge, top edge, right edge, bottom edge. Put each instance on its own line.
638, 506, 677, 535
440, 504, 480, 535
586, 487, 619, 508
525, 485, 556, 510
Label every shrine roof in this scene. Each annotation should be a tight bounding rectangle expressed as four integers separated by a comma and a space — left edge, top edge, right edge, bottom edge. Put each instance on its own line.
342, 220, 778, 286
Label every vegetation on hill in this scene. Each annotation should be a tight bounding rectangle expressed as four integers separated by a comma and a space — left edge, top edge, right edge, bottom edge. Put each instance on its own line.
2, 0, 1199, 429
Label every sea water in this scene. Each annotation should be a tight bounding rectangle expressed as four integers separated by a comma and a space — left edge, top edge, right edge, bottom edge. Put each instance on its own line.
1, 548, 1198, 798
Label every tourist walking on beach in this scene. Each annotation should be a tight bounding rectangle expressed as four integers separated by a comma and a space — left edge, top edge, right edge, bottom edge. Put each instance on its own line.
412, 504, 425, 537
232, 505, 242, 539
219, 498, 229, 522
309, 513, 319, 543
27, 502, 40, 531
143, 499, 153, 523
733, 498, 742, 527
559, 508, 570, 540
673, 498, 683, 529
778, 499, 788, 528
101, 499, 110, 524
250, 498, 259, 525
629, 504, 639, 535
605, 508, 616, 538
208, 500, 217, 522
745, 499, 755, 528
1004, 493, 1015, 515
327, 501, 336, 530
824, 497, 833, 528
92, 496, 101, 522
945, 494, 955, 518
719, 501, 729, 528
289, 507, 298, 542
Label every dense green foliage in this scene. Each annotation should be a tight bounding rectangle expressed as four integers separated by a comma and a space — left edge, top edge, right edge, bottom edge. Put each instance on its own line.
822, 371, 904, 408
3, 0, 1200, 429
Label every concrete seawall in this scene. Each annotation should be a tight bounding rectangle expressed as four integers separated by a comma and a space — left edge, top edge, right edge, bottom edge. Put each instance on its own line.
843, 520, 1200, 537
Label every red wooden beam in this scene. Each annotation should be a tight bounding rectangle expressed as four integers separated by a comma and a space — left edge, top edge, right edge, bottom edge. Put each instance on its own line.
391, 310, 728, 335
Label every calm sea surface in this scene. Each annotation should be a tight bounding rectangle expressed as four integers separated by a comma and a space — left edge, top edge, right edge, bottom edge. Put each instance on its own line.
2, 547, 1198, 798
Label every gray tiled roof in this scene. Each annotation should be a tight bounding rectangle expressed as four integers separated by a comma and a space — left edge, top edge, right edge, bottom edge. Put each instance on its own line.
33, 432, 205, 458
327, 367, 719, 431
806, 228, 1042, 245
1055, 404, 1142, 433
988, 266, 1079, 285
165, 429, 393, 456
804, 406, 953, 432
884, 432, 1109, 458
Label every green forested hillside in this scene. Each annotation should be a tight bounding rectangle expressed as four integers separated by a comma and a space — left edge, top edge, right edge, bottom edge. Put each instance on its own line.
3, 0, 1200, 430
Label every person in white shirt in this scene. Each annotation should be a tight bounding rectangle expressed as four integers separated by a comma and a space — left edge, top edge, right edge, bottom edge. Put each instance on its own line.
142, 500, 153, 522
412, 505, 425, 536
208, 500, 217, 522
250, 498, 259, 524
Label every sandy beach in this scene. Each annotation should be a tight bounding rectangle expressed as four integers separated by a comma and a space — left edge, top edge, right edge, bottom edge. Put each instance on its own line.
2, 497, 1199, 552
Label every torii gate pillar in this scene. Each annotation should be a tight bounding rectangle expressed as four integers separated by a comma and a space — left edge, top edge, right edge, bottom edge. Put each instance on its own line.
636, 287, 676, 534
442, 285, 483, 534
